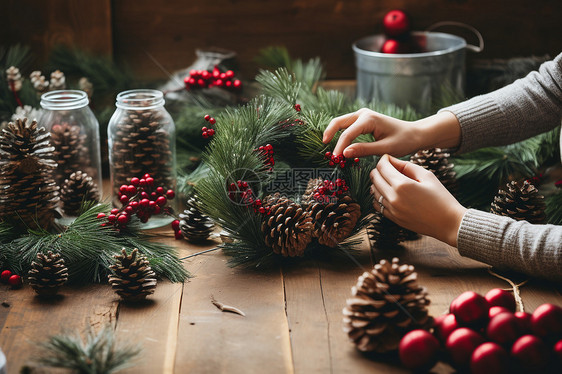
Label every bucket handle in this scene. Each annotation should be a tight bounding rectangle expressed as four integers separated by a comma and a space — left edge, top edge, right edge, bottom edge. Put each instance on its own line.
427, 21, 484, 53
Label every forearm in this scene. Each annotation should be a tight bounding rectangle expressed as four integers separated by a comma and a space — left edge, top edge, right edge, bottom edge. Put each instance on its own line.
457, 209, 562, 281
414, 111, 462, 150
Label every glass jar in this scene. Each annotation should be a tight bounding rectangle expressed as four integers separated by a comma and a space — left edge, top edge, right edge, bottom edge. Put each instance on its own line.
39, 90, 103, 209
108, 89, 177, 228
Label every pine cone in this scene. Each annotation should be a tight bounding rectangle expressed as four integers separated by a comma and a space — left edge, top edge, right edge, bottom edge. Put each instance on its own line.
343, 257, 432, 353
261, 193, 313, 257
368, 213, 414, 249
109, 248, 157, 302
179, 195, 215, 242
49, 70, 66, 91
79, 77, 94, 98
6, 66, 22, 91
307, 194, 361, 248
301, 177, 324, 206
30, 71, 49, 95
490, 180, 546, 223
0, 118, 59, 230
60, 171, 100, 216
110, 107, 175, 203
28, 251, 68, 297
410, 148, 457, 193
50, 122, 89, 185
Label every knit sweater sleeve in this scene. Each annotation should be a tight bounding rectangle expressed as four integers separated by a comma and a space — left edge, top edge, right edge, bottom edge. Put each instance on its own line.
440, 53, 562, 154
457, 209, 562, 281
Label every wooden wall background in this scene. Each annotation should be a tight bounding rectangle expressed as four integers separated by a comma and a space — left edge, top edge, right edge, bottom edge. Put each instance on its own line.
1, 0, 561, 80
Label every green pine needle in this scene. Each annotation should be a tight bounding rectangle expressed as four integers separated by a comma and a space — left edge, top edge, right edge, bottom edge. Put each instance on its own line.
546, 191, 562, 225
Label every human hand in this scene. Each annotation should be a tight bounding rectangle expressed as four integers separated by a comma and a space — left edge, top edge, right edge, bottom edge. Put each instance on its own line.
323, 108, 422, 158
370, 154, 467, 247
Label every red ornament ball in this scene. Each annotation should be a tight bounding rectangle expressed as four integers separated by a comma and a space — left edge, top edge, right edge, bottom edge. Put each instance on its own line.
470, 342, 510, 374
514, 311, 532, 334
486, 312, 521, 345
451, 291, 489, 327
380, 39, 403, 54
531, 303, 562, 338
485, 288, 516, 312
488, 306, 511, 319
1, 269, 12, 283
433, 313, 459, 343
398, 329, 440, 371
445, 327, 485, 367
382, 9, 411, 37
511, 334, 549, 371
553, 339, 562, 367
8, 274, 22, 288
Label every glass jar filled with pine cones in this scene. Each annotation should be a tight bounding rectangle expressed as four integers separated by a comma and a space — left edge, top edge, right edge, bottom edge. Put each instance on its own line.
108, 89, 177, 228
39, 90, 103, 216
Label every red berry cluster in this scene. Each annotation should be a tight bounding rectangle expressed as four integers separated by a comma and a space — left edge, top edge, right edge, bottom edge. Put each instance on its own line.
256, 144, 275, 170
324, 151, 360, 168
226, 180, 269, 214
1, 269, 22, 288
312, 179, 349, 203
526, 173, 544, 187
98, 174, 176, 229
202, 114, 216, 138
171, 219, 182, 240
399, 288, 562, 373
280, 118, 304, 129
294, 104, 301, 112
184, 67, 242, 91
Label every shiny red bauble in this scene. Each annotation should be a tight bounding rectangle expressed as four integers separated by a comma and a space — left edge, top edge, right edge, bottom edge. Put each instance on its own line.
382, 9, 411, 37
511, 334, 549, 371
488, 306, 510, 319
433, 313, 459, 343
485, 288, 516, 312
531, 303, 562, 338
380, 39, 402, 54
451, 291, 490, 327
1, 269, 12, 283
446, 327, 485, 367
470, 342, 510, 374
514, 311, 532, 334
8, 274, 22, 288
398, 329, 440, 371
486, 312, 521, 345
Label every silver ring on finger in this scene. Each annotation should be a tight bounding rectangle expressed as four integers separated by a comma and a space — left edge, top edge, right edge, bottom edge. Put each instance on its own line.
378, 195, 384, 205
380, 204, 385, 215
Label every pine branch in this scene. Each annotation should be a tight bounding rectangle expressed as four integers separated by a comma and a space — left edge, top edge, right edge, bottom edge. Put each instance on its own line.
256, 68, 301, 105
254, 46, 292, 70
546, 190, 562, 225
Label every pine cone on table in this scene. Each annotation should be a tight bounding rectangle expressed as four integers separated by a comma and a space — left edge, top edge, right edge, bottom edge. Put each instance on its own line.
30, 71, 49, 95
60, 171, 100, 216
28, 251, 69, 297
343, 257, 432, 353
6, 66, 22, 91
179, 195, 215, 242
0, 118, 59, 230
490, 180, 546, 223
261, 193, 313, 257
50, 122, 89, 185
410, 148, 457, 193
108, 248, 157, 302
49, 70, 66, 91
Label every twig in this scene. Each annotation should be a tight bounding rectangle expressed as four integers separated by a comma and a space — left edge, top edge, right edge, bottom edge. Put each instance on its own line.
210, 295, 246, 316
179, 247, 220, 260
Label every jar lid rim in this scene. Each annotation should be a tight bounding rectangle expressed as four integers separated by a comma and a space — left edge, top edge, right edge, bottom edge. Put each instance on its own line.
40, 90, 89, 109
115, 89, 165, 109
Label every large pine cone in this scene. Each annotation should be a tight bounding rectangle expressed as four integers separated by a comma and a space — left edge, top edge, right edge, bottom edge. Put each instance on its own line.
490, 180, 546, 223
110, 107, 175, 205
28, 251, 69, 297
368, 213, 414, 249
179, 195, 215, 242
60, 171, 100, 216
0, 118, 59, 230
410, 148, 457, 193
343, 257, 432, 353
50, 122, 89, 185
261, 193, 313, 257
108, 248, 157, 302
307, 195, 361, 248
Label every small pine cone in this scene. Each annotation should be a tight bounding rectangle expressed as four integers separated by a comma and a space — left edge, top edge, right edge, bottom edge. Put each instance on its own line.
368, 213, 411, 249
307, 195, 361, 247
6, 66, 22, 91
60, 171, 100, 216
50, 122, 89, 185
28, 251, 69, 297
410, 148, 457, 193
343, 257, 432, 353
109, 248, 157, 302
49, 70, 66, 91
490, 180, 546, 223
301, 177, 323, 206
179, 195, 215, 242
261, 193, 313, 257
79, 77, 94, 98
30, 71, 49, 94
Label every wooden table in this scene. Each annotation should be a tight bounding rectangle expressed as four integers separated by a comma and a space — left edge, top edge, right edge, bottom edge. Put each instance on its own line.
1, 229, 561, 373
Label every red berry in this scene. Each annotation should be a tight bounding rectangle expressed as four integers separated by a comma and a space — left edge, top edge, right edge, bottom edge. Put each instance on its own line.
8, 274, 22, 288
209, 117, 216, 125
514, 311, 532, 334
126, 185, 137, 196
155, 186, 165, 195
485, 288, 516, 312
96, 213, 106, 219
202, 126, 208, 132
130, 177, 140, 186
511, 335, 549, 371
233, 79, 242, 89
145, 177, 154, 187
140, 191, 149, 200
398, 329, 440, 371
129, 201, 139, 209
259, 207, 266, 214
139, 178, 146, 187
225, 80, 232, 88
531, 303, 562, 338
1, 270, 12, 283
140, 198, 150, 207
208, 129, 215, 136
111, 208, 119, 215
294, 104, 301, 112
433, 313, 459, 343
119, 184, 128, 194
156, 196, 167, 207
380, 39, 403, 54
214, 79, 224, 87
148, 200, 157, 209
445, 327, 485, 367
354, 157, 360, 163
152, 205, 161, 215
470, 342, 509, 374
553, 339, 562, 367
204, 114, 210, 121
225, 70, 234, 79
201, 70, 210, 79
171, 219, 180, 231
124, 206, 134, 215
451, 291, 489, 327
175, 231, 183, 240
117, 214, 129, 225
339, 161, 345, 168
383, 9, 411, 37
486, 312, 521, 345
119, 195, 130, 204
166, 190, 175, 199
107, 214, 117, 223
324, 152, 331, 159
150, 192, 158, 199
202, 132, 208, 138
488, 306, 511, 319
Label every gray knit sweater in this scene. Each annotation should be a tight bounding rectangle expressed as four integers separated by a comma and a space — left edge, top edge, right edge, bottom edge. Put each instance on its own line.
442, 53, 562, 281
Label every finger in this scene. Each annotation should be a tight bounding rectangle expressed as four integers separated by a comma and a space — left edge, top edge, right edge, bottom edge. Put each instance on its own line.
370, 184, 382, 210
386, 155, 429, 182
323, 111, 361, 143
371, 168, 396, 211
344, 139, 390, 158
332, 116, 375, 156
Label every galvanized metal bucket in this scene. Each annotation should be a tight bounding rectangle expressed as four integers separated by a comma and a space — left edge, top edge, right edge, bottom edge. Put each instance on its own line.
353, 23, 483, 115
